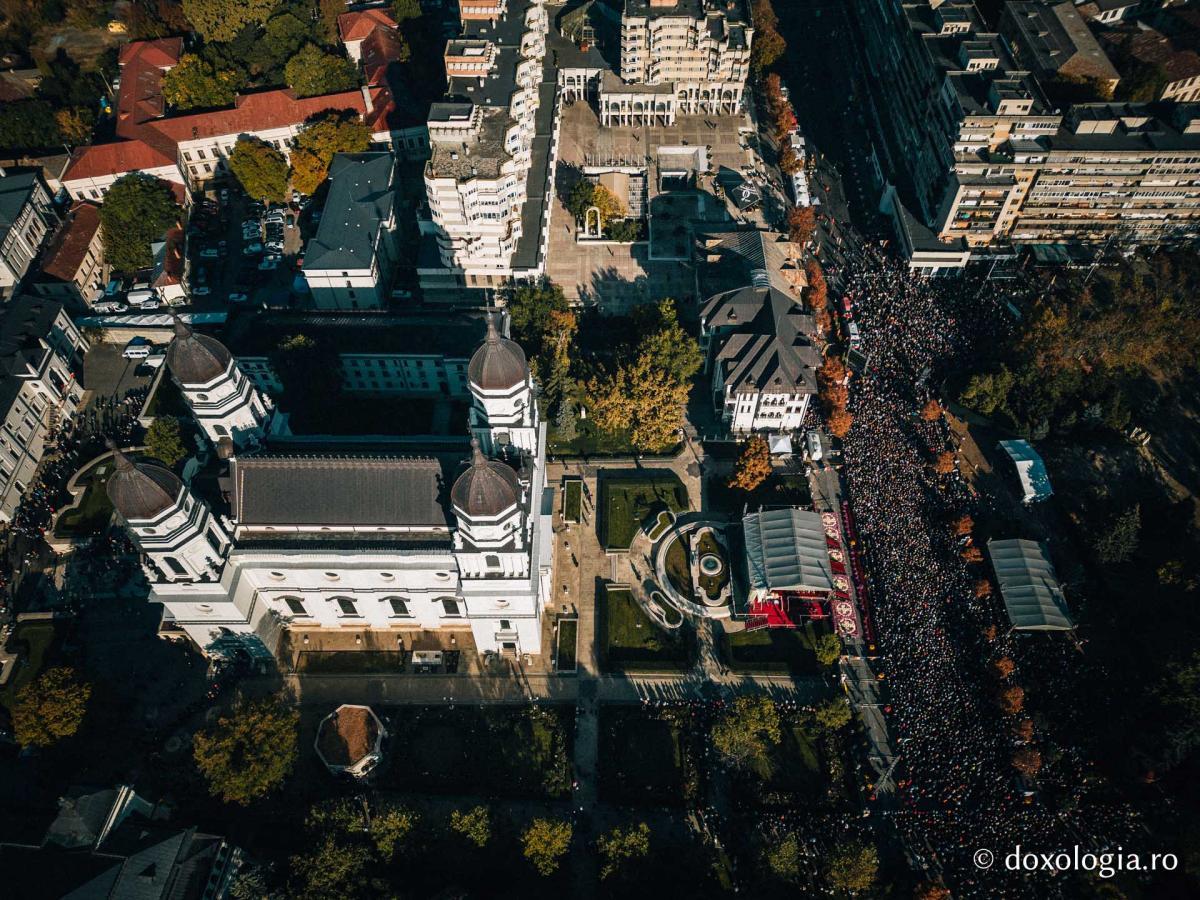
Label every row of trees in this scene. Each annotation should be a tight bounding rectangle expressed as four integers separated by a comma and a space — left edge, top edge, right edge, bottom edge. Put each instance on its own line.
749, 0, 785, 74
0, 49, 106, 153
817, 354, 852, 440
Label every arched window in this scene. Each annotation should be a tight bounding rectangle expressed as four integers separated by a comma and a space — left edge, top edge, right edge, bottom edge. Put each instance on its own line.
331, 596, 359, 617
439, 597, 462, 618
213, 424, 227, 436
383, 596, 410, 617
163, 556, 186, 575
485, 554, 500, 569
281, 596, 307, 616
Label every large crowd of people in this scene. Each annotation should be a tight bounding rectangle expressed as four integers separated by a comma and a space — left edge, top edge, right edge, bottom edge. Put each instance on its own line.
839, 250, 1144, 896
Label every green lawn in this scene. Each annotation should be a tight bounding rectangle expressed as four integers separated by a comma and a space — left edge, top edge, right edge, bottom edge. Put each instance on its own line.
563, 479, 582, 523
664, 536, 694, 601
645, 509, 673, 541
0, 621, 58, 710
601, 586, 690, 672
555, 618, 578, 672
758, 715, 827, 805
381, 704, 574, 800
599, 473, 688, 549
598, 706, 685, 806
720, 620, 827, 675
53, 460, 115, 539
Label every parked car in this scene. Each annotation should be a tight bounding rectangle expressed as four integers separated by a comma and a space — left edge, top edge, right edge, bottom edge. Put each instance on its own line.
192, 286, 212, 297
227, 292, 250, 304
141, 352, 167, 369
219, 188, 229, 201
199, 248, 219, 259
258, 255, 280, 271
126, 288, 157, 305
123, 337, 152, 359
130, 298, 162, 310
91, 301, 125, 314
243, 242, 263, 255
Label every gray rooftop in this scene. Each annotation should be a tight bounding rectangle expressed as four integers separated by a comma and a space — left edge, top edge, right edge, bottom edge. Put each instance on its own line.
302, 152, 395, 273
0, 170, 44, 245
742, 508, 834, 593
988, 538, 1073, 631
230, 454, 455, 528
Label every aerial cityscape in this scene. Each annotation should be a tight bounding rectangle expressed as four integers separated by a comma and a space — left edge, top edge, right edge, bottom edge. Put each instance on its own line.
0, 0, 1198, 897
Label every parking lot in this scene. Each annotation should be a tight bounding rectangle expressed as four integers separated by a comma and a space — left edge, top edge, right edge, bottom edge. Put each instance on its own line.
81, 343, 156, 403
185, 184, 307, 314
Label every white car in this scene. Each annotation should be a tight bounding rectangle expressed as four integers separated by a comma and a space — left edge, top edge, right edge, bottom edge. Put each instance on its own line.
199, 248, 219, 259
243, 243, 263, 255
123, 338, 152, 359
242, 226, 260, 238
91, 301, 125, 314
192, 286, 212, 297
257, 256, 280, 271
227, 292, 249, 304
266, 241, 284, 253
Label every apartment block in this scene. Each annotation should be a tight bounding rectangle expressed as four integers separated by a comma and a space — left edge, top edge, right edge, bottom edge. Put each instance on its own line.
0, 169, 58, 299
32, 201, 105, 307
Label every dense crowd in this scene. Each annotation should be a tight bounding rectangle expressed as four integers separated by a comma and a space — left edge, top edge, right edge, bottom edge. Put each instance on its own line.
839, 250, 1144, 897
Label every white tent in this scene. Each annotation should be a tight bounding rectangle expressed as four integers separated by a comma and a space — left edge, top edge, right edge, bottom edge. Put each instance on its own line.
742, 508, 834, 595
988, 538, 1073, 631
998, 440, 1053, 503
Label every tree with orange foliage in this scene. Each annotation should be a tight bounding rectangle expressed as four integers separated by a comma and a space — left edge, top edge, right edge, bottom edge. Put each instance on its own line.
974, 578, 993, 599
914, 884, 951, 900
1013, 719, 1034, 742
961, 545, 984, 564
983, 624, 998, 642
992, 656, 1016, 679
952, 514, 974, 536
787, 205, 816, 247
933, 450, 956, 475
998, 684, 1025, 715
779, 148, 803, 175
1012, 747, 1042, 778
827, 408, 853, 439
921, 399, 943, 421
728, 436, 772, 492
805, 259, 828, 313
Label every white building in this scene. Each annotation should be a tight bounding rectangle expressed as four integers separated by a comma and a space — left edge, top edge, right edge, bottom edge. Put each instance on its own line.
0, 297, 89, 522
108, 316, 553, 662
419, 0, 553, 294
0, 170, 58, 299
697, 229, 819, 435
301, 153, 397, 310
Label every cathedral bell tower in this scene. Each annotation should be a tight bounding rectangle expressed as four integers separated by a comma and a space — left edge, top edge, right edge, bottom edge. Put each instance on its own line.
467, 313, 538, 457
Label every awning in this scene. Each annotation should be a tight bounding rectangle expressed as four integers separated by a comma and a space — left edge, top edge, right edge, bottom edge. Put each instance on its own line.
743, 508, 833, 593
988, 538, 1073, 631
998, 440, 1052, 503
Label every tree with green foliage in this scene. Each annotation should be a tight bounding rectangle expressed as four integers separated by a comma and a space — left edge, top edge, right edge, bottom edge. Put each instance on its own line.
371, 803, 417, 859
750, 0, 786, 72
566, 179, 596, 223
712, 696, 781, 774
634, 298, 703, 385
729, 435, 771, 491
315, 0, 345, 44
815, 697, 853, 732
606, 219, 642, 242
162, 54, 243, 110
826, 841, 879, 895
450, 805, 491, 848
958, 365, 1014, 417
12, 667, 91, 748
596, 822, 650, 880
766, 834, 802, 882
289, 111, 371, 194
289, 836, 371, 900
182, 0, 276, 42
262, 12, 312, 72
285, 44, 359, 99
814, 631, 842, 667
99, 174, 180, 274
229, 137, 290, 204
1092, 504, 1141, 565
0, 100, 63, 153
392, 0, 421, 22
193, 699, 299, 805
145, 416, 187, 467
55, 107, 94, 145
522, 817, 572, 876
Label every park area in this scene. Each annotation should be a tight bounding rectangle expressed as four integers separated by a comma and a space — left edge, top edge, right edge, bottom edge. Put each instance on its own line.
600, 586, 691, 672
599, 472, 688, 550
52, 455, 115, 540
598, 705, 698, 807
563, 479, 582, 523
719, 620, 831, 675
381, 704, 574, 800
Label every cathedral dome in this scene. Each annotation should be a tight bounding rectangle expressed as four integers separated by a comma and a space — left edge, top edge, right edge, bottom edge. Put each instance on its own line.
105, 440, 184, 521
452, 438, 521, 519
166, 316, 232, 385
468, 314, 527, 392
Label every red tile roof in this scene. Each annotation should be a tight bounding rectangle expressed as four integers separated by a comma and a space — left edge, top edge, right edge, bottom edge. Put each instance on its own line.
153, 224, 185, 287
38, 201, 101, 282
62, 140, 178, 183
338, 9, 398, 44
118, 37, 183, 70
145, 88, 368, 144
361, 26, 408, 87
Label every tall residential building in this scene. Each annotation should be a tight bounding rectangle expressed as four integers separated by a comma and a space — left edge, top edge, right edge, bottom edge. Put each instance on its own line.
419, 0, 553, 294
0, 297, 88, 522
618, 0, 753, 112
0, 169, 58, 299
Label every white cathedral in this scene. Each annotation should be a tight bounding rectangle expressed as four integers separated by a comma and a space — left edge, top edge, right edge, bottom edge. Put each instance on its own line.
106, 316, 552, 662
